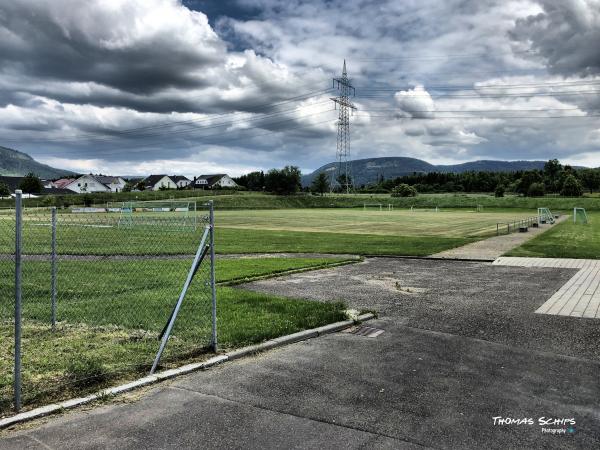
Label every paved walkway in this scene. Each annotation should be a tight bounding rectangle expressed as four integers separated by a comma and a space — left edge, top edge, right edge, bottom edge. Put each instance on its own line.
494, 256, 600, 319
432, 215, 567, 260
2, 258, 599, 449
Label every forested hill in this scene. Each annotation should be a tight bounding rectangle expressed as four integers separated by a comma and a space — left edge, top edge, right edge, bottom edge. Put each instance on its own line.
0, 145, 73, 178
301, 157, 549, 186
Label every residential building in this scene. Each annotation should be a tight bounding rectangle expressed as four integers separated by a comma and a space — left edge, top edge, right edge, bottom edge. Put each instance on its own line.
170, 175, 191, 189
142, 175, 177, 191
193, 174, 238, 189
94, 176, 127, 192
63, 174, 110, 193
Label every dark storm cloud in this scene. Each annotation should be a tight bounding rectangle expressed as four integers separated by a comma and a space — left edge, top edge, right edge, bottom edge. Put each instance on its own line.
510, 0, 600, 76
0, 1, 224, 95
1, 0, 599, 175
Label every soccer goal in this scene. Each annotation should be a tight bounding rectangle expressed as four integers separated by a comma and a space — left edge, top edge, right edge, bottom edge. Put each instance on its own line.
537, 207, 555, 224
114, 200, 198, 230
410, 206, 439, 212
574, 207, 588, 224
364, 203, 383, 211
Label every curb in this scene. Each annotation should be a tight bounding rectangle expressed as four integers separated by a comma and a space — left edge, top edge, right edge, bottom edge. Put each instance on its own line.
0, 313, 374, 430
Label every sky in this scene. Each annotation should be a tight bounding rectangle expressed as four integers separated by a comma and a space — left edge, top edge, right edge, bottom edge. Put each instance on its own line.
0, 0, 599, 177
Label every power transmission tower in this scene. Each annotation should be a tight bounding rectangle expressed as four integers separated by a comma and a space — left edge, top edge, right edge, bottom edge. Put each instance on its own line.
331, 60, 356, 194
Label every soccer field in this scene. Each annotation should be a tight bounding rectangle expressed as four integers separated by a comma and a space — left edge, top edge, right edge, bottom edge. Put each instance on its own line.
216, 208, 535, 238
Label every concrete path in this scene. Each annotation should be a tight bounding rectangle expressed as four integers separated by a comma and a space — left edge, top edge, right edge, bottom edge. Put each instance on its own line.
2, 258, 598, 449
495, 257, 600, 319
432, 215, 567, 260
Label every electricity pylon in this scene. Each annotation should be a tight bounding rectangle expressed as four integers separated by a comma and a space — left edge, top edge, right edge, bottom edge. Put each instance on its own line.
331, 60, 356, 194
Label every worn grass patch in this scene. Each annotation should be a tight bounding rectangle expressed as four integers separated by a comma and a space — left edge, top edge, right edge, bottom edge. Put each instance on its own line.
506, 211, 600, 259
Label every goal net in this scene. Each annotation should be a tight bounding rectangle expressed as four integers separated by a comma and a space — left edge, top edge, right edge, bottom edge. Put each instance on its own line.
537, 207, 555, 224
574, 207, 588, 224
109, 200, 198, 230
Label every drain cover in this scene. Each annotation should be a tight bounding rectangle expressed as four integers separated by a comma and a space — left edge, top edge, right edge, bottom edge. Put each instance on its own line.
344, 325, 385, 338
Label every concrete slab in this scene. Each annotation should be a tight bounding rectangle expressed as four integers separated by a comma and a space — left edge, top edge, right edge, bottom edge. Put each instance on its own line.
1, 258, 598, 449
494, 257, 600, 319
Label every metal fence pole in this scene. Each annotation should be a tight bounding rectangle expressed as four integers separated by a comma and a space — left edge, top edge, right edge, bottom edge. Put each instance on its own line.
14, 190, 22, 411
51, 206, 57, 329
209, 200, 217, 352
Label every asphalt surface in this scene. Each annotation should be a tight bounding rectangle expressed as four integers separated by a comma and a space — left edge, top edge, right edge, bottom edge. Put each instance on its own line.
1, 258, 599, 449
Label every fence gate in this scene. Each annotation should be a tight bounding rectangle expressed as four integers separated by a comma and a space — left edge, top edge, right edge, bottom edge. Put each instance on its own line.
1, 191, 216, 414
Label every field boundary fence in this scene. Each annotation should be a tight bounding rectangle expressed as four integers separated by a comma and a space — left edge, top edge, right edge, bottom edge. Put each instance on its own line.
496, 216, 541, 235
1, 191, 217, 415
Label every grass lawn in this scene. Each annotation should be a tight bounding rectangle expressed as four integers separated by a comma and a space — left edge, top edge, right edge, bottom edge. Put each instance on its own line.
0, 208, 538, 256
0, 257, 349, 414
506, 211, 600, 259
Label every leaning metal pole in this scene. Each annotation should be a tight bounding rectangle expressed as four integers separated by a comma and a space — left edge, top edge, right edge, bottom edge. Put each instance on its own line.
150, 226, 210, 374
209, 201, 217, 352
14, 190, 22, 411
331, 60, 356, 194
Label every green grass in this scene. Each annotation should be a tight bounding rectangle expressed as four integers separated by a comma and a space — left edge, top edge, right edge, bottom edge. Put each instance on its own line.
5, 191, 600, 211
216, 228, 473, 255
0, 207, 539, 256
507, 211, 600, 259
0, 257, 349, 414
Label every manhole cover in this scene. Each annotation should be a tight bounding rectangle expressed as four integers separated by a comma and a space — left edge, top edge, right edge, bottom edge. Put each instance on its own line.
343, 325, 385, 338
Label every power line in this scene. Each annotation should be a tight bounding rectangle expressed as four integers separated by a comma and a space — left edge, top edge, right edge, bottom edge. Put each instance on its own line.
2, 88, 333, 144
4, 99, 333, 144
38, 109, 337, 157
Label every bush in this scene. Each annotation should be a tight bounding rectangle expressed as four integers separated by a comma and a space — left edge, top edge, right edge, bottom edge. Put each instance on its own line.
494, 184, 505, 198
18, 172, 43, 194
560, 174, 583, 197
391, 183, 418, 197
527, 182, 545, 197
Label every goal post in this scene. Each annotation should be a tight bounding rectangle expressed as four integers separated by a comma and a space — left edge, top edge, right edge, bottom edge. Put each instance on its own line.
574, 207, 588, 224
363, 203, 383, 211
537, 207, 555, 224
111, 199, 198, 230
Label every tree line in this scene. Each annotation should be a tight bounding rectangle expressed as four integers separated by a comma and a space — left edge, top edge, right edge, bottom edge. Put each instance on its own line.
233, 160, 600, 197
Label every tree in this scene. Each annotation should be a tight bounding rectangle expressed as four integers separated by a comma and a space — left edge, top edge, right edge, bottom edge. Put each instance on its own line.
527, 182, 545, 197
18, 172, 43, 194
234, 171, 265, 191
391, 183, 417, 197
0, 182, 10, 197
579, 169, 600, 194
311, 172, 330, 196
494, 184, 505, 198
336, 173, 353, 192
560, 174, 583, 197
543, 159, 563, 193
135, 181, 146, 191
265, 166, 301, 195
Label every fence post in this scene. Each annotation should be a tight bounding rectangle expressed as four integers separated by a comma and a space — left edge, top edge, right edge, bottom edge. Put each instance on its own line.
14, 190, 22, 411
51, 206, 57, 329
209, 200, 217, 352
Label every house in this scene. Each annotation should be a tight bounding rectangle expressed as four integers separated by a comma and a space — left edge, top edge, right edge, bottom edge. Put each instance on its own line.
63, 174, 110, 193
94, 176, 127, 192
170, 175, 191, 189
53, 178, 76, 189
193, 174, 238, 189
0, 176, 75, 196
142, 175, 177, 191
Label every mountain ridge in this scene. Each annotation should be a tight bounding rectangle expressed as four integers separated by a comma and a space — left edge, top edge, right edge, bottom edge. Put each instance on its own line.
0, 145, 74, 178
301, 157, 570, 186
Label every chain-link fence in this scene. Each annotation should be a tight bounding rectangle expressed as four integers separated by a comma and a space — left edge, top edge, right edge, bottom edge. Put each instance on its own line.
1, 193, 216, 414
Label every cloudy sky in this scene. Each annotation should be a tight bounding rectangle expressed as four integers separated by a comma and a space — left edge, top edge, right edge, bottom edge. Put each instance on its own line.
0, 0, 599, 177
